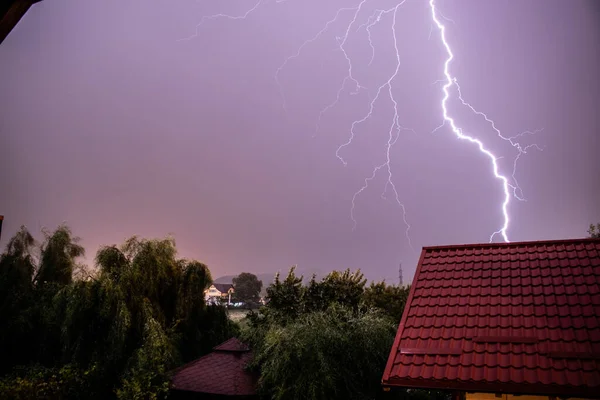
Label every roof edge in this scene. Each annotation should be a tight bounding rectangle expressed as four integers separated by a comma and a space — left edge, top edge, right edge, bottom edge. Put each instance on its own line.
170, 387, 257, 397
382, 248, 428, 382
168, 338, 249, 377
382, 377, 600, 398
212, 337, 251, 352
213, 348, 250, 353
421, 237, 600, 251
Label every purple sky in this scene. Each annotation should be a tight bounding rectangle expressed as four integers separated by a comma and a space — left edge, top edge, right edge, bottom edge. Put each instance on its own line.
1, 0, 599, 283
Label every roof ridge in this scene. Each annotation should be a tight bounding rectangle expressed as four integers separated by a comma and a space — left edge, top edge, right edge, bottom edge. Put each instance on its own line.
422, 237, 600, 251
213, 337, 250, 352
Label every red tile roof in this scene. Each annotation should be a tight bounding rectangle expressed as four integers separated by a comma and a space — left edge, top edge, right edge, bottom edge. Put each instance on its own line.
171, 338, 257, 396
382, 238, 600, 397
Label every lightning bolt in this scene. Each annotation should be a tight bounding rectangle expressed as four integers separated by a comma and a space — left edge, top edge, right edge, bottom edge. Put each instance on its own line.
315, 1, 370, 133
454, 81, 544, 201
274, 5, 359, 116
356, 10, 384, 66
334, 2, 413, 249
182, 0, 543, 248
177, 0, 265, 42
428, 0, 542, 242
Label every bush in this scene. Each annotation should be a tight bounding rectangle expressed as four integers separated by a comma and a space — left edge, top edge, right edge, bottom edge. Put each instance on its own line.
0, 364, 97, 400
247, 306, 396, 400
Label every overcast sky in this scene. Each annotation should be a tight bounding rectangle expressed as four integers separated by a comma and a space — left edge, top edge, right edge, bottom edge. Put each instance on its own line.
1, 0, 599, 282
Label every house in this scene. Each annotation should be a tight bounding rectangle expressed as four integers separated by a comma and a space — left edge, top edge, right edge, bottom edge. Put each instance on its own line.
382, 238, 600, 399
204, 283, 234, 305
169, 337, 258, 399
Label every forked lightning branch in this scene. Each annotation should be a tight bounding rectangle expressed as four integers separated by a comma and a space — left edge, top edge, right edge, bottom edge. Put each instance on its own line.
181, 0, 543, 245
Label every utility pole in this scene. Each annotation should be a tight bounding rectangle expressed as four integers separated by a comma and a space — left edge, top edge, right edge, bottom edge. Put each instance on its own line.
1, 0, 44, 45
398, 261, 403, 286
0, 215, 3, 241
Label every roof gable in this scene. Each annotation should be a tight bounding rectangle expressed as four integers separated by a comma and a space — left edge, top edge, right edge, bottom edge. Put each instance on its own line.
213, 337, 250, 352
211, 283, 234, 293
382, 238, 600, 397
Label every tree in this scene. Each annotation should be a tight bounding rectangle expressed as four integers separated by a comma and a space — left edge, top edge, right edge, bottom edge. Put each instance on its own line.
589, 223, 600, 238
250, 306, 396, 400
0, 226, 36, 304
241, 266, 436, 400
304, 269, 366, 312
36, 225, 84, 285
232, 272, 262, 306
0, 226, 36, 372
0, 226, 239, 399
362, 281, 411, 322
243, 267, 415, 399
264, 266, 304, 322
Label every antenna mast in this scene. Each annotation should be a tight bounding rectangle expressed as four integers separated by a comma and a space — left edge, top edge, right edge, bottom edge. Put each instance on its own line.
398, 261, 403, 286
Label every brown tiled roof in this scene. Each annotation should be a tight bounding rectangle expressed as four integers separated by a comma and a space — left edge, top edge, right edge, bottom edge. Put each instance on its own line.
171, 338, 257, 396
382, 238, 600, 397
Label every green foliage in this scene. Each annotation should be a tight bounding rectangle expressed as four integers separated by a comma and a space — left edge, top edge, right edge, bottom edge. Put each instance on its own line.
37, 225, 85, 286
589, 223, 600, 238
116, 301, 174, 400
0, 224, 446, 400
0, 225, 239, 399
264, 266, 305, 323
243, 266, 417, 400
251, 306, 396, 400
233, 272, 263, 305
0, 226, 36, 291
0, 364, 98, 400
304, 269, 366, 312
362, 281, 411, 322
95, 245, 128, 282
0, 226, 36, 371
261, 267, 368, 321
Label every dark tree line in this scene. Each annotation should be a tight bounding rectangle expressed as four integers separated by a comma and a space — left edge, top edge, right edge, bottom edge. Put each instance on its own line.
0, 224, 460, 400
242, 266, 422, 400
232, 272, 263, 307
0, 225, 237, 399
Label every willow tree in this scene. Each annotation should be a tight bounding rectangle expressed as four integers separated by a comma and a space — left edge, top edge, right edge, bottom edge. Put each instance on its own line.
250, 306, 397, 400
0, 226, 36, 372
0, 229, 238, 399
243, 267, 417, 400
36, 225, 84, 285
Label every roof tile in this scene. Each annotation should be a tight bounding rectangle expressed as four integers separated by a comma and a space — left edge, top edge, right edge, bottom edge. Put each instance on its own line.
382, 238, 600, 397
170, 338, 257, 396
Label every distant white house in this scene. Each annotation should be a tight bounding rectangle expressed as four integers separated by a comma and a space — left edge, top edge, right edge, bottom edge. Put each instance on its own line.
204, 283, 234, 305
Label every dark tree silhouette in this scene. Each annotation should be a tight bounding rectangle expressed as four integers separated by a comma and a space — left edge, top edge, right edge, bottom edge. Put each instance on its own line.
232, 272, 262, 305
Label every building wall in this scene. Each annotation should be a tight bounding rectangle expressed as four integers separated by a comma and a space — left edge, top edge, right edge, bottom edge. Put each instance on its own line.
466, 393, 591, 400
204, 286, 234, 305
206, 286, 223, 297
